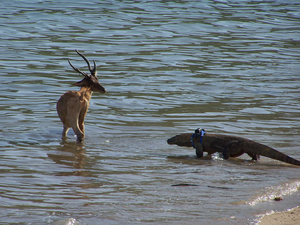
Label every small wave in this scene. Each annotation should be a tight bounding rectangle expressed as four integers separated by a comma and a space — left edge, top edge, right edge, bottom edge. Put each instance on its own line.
247, 180, 300, 206
53, 218, 80, 225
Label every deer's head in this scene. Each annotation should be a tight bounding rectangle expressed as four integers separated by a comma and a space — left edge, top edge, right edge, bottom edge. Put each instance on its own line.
68, 50, 106, 93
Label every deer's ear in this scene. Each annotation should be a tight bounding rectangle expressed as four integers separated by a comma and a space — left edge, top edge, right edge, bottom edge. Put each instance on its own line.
73, 82, 80, 86
73, 78, 86, 86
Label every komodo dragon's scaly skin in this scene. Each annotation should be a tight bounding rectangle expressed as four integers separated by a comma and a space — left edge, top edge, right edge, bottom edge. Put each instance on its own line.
167, 133, 300, 166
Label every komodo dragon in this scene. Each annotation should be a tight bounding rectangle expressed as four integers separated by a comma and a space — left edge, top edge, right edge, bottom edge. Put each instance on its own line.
167, 128, 300, 166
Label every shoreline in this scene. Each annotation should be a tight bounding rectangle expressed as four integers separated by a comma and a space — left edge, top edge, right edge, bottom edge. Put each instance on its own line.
258, 206, 300, 225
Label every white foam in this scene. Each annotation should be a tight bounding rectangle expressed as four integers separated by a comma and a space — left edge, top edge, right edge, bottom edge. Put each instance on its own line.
247, 180, 300, 206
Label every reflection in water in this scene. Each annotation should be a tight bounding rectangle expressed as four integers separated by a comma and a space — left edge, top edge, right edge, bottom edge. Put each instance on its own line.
0, 0, 300, 224
48, 138, 106, 190
48, 138, 87, 176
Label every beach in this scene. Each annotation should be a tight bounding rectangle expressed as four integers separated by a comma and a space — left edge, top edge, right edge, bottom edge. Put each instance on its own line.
259, 207, 300, 225
1, 1, 300, 224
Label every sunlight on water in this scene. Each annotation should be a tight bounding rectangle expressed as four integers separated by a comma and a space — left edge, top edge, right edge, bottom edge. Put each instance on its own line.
247, 180, 300, 206
0, 0, 300, 224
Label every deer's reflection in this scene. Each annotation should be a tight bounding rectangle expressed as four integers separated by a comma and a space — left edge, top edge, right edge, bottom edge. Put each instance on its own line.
48, 137, 89, 176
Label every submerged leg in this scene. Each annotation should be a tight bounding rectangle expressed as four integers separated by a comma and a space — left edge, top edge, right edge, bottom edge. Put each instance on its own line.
62, 125, 70, 136
67, 102, 84, 142
71, 121, 84, 142
247, 153, 260, 161
78, 100, 88, 136
223, 140, 244, 159
195, 142, 204, 158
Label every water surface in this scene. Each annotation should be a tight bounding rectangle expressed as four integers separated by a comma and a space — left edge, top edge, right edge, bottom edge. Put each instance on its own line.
1, 0, 300, 224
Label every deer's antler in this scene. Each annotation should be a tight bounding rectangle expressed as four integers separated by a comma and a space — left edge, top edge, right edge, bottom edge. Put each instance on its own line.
75, 49, 97, 76
68, 59, 88, 77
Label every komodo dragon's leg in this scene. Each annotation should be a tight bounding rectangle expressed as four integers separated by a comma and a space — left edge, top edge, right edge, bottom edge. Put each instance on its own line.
223, 140, 244, 159
194, 142, 204, 158
247, 153, 260, 161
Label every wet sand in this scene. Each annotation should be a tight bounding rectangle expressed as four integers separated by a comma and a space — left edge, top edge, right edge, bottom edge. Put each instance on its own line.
259, 206, 300, 225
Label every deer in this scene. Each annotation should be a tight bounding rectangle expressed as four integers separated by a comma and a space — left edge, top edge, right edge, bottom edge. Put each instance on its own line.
56, 50, 106, 142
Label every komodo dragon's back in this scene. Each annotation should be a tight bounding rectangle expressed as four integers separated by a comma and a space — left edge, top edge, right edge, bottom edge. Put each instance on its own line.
167, 132, 300, 167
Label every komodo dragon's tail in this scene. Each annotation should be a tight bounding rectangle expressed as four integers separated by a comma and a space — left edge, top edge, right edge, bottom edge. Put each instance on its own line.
251, 143, 300, 166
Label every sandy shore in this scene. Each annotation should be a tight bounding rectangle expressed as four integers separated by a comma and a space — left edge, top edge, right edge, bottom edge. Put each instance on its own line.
258, 206, 300, 225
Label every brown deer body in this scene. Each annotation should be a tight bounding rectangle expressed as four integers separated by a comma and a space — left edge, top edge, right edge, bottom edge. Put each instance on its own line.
56, 50, 106, 142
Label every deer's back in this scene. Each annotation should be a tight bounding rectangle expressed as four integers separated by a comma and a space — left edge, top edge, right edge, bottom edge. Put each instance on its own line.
57, 91, 82, 125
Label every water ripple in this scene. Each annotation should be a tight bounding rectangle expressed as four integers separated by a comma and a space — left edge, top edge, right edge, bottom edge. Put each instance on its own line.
0, 0, 300, 224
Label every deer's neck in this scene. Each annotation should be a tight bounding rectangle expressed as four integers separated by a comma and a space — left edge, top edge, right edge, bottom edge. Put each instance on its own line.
79, 87, 93, 101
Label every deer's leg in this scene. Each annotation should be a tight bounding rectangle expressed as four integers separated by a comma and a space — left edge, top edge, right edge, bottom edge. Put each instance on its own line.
78, 112, 86, 134
67, 101, 85, 142
71, 118, 84, 142
78, 99, 89, 135
79, 121, 84, 134
62, 125, 70, 136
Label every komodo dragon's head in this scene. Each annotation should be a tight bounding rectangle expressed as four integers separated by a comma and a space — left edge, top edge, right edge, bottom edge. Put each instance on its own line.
167, 133, 193, 147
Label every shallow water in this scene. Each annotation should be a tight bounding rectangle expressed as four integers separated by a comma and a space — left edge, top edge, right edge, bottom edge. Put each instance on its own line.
1, 0, 300, 224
